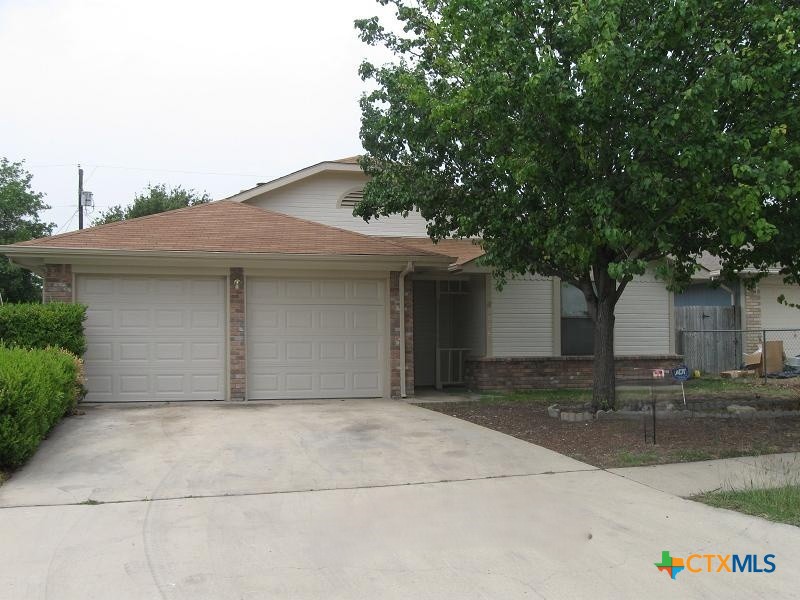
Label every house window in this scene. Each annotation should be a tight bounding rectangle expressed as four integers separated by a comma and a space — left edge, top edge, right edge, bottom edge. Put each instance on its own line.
339, 188, 364, 209
561, 282, 594, 355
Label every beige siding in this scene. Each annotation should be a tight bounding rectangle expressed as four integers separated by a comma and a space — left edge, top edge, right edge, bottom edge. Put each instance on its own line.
489, 272, 671, 357
490, 275, 554, 357
467, 274, 487, 357
760, 276, 800, 330
244, 171, 430, 236
614, 273, 671, 355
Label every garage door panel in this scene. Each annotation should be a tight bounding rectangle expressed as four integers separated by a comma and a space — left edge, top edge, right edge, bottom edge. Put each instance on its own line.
84, 368, 226, 400
79, 275, 226, 402
250, 308, 383, 336
353, 280, 382, 300
353, 372, 381, 391
247, 277, 386, 399
250, 337, 384, 364
320, 280, 347, 299
248, 369, 382, 399
155, 342, 184, 361
84, 308, 114, 332
155, 309, 184, 328
119, 342, 149, 361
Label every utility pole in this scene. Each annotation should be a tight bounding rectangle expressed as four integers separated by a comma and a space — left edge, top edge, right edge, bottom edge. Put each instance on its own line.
78, 164, 84, 230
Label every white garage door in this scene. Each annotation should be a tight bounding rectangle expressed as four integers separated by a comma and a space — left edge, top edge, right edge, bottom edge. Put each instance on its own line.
78, 275, 226, 402
247, 277, 386, 399
760, 281, 800, 331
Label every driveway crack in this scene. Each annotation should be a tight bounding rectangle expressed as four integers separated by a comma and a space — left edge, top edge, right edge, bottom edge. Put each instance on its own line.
0, 467, 600, 510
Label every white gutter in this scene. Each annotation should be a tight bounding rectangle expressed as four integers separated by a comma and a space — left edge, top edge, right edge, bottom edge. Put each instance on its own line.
398, 260, 415, 398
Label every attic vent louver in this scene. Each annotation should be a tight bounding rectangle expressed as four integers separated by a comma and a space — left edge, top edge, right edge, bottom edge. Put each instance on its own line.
340, 188, 364, 208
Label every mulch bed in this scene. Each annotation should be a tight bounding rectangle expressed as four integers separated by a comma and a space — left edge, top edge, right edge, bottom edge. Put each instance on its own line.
421, 402, 800, 468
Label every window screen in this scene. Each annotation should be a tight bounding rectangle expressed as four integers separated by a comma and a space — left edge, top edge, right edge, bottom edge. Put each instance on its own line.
561, 283, 593, 355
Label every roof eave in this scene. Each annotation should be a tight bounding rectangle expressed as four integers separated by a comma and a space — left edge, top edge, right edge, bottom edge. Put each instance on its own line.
0, 245, 451, 273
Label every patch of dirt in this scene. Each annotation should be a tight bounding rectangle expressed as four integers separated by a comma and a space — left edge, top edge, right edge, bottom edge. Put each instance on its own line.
422, 402, 800, 468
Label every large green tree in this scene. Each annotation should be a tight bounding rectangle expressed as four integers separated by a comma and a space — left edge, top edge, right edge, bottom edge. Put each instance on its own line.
0, 159, 53, 302
355, 0, 799, 409
93, 184, 211, 225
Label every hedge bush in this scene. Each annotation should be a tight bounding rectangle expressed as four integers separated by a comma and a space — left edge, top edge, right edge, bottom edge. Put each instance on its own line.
0, 346, 84, 469
0, 303, 87, 356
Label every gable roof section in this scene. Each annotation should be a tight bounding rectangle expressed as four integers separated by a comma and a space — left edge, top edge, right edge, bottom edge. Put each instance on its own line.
9, 201, 447, 259
224, 156, 364, 203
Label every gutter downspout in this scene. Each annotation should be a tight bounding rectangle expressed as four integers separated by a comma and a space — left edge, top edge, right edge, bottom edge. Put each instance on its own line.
399, 260, 414, 398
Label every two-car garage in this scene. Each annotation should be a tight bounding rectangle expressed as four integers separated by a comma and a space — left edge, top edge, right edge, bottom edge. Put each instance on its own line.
4, 200, 444, 403
78, 274, 387, 402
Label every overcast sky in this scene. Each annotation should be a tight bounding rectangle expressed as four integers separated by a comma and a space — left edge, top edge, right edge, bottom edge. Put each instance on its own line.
0, 0, 394, 233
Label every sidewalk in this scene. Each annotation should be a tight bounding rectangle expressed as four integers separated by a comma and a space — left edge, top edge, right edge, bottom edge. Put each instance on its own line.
608, 452, 800, 497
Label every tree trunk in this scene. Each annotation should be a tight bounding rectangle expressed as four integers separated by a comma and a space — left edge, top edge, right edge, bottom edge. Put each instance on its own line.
591, 296, 617, 411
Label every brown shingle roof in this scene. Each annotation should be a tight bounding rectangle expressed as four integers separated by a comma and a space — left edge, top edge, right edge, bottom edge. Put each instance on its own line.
380, 237, 485, 267
14, 201, 446, 258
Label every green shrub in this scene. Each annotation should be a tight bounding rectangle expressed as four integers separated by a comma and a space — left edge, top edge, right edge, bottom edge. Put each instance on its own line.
0, 303, 87, 356
0, 346, 84, 469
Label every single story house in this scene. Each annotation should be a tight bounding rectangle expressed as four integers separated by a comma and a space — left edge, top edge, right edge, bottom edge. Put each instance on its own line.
2, 156, 726, 403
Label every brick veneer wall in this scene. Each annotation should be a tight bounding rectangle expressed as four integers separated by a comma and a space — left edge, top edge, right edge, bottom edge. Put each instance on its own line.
229, 267, 246, 401
744, 284, 762, 353
43, 264, 73, 303
465, 355, 683, 391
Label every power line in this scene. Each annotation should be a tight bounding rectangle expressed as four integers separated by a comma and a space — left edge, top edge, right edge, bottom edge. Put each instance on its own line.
85, 163, 268, 177
31, 162, 269, 178
55, 210, 79, 235
28, 163, 77, 168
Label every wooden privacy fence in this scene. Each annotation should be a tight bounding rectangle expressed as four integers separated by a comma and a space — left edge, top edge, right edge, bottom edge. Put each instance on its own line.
676, 306, 739, 374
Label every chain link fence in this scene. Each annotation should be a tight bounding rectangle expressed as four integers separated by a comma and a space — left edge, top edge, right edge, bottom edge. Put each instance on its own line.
679, 328, 800, 382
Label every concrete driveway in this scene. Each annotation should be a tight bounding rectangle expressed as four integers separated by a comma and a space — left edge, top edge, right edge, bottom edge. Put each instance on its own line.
0, 400, 798, 599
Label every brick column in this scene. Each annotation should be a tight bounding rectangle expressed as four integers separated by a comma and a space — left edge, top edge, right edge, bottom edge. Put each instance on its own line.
43, 264, 73, 303
404, 277, 414, 397
229, 268, 246, 401
389, 272, 401, 398
744, 283, 762, 352
388, 271, 415, 399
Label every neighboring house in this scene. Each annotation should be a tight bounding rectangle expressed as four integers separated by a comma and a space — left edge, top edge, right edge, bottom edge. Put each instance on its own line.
675, 252, 800, 373
676, 254, 738, 310
711, 270, 800, 354
1, 157, 679, 402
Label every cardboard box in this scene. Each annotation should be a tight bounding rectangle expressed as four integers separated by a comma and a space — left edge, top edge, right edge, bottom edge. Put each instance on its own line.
743, 341, 785, 376
764, 340, 784, 374
721, 369, 757, 379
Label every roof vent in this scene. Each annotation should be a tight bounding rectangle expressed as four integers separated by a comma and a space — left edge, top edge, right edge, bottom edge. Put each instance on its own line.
340, 188, 364, 208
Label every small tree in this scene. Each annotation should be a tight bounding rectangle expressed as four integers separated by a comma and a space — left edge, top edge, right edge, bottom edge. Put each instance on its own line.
355, 0, 798, 409
93, 184, 211, 225
0, 159, 53, 302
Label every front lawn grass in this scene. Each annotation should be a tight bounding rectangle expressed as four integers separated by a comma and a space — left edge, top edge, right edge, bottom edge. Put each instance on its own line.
479, 377, 799, 407
684, 377, 799, 399
481, 388, 592, 405
693, 485, 800, 527
616, 450, 659, 466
